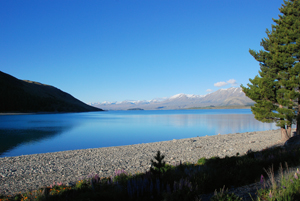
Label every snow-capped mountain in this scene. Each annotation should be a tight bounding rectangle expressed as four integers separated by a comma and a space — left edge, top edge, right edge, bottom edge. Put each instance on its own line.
92, 87, 254, 110
169, 93, 205, 100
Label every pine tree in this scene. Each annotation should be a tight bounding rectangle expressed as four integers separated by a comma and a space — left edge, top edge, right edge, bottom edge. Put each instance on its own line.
241, 0, 300, 141
150, 150, 166, 177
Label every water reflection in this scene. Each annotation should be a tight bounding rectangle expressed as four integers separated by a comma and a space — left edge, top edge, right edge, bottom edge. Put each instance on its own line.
0, 110, 281, 157
0, 113, 78, 157
0, 127, 69, 156
132, 113, 278, 134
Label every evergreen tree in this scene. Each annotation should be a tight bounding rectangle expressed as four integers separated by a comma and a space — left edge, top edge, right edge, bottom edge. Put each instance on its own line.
150, 151, 166, 177
241, 0, 300, 141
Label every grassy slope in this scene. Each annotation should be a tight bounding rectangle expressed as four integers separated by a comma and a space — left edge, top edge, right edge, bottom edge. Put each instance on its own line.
0, 71, 103, 113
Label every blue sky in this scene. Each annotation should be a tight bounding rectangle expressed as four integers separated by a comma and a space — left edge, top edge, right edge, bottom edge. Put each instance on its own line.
1, 0, 283, 103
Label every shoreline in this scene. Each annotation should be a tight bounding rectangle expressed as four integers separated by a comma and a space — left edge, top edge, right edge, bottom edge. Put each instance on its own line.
0, 107, 250, 115
0, 129, 287, 196
0, 110, 105, 116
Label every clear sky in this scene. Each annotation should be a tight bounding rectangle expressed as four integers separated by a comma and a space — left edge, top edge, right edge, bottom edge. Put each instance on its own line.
1, 0, 283, 103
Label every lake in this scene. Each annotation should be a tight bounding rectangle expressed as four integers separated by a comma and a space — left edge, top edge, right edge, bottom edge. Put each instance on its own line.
0, 109, 279, 157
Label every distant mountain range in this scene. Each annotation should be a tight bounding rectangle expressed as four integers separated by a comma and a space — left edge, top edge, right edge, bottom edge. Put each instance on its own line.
0, 71, 102, 113
91, 87, 255, 110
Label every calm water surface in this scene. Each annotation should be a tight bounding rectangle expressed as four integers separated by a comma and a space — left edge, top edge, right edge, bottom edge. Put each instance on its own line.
0, 109, 279, 157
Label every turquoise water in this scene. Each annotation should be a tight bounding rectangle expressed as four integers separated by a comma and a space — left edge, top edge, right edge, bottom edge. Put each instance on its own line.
0, 109, 279, 157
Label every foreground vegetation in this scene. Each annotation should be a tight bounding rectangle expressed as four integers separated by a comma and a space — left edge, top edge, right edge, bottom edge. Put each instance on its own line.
2, 144, 300, 201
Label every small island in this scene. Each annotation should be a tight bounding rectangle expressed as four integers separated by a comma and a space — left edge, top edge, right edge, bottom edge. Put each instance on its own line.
127, 108, 144, 110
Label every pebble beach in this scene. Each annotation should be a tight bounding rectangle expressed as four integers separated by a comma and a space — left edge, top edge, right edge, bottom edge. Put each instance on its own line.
0, 129, 286, 196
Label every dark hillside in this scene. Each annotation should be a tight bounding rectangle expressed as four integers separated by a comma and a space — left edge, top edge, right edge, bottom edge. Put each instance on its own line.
0, 71, 103, 113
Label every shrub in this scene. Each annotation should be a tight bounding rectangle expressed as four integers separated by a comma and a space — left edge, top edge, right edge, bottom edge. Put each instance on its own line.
197, 157, 207, 165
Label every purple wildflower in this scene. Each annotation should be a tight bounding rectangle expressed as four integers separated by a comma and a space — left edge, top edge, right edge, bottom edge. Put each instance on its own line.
127, 180, 132, 198
179, 179, 183, 190
142, 178, 149, 193
90, 179, 95, 190
187, 182, 192, 192
115, 169, 127, 176
49, 182, 55, 188
140, 179, 144, 195
156, 178, 160, 194
268, 154, 274, 160
173, 181, 177, 192
166, 183, 171, 194
93, 174, 100, 183
136, 181, 139, 198
269, 190, 272, 198
150, 180, 153, 193
260, 175, 264, 188
107, 177, 112, 185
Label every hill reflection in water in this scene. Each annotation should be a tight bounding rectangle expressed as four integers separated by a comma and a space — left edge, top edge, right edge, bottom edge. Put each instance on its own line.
0, 127, 69, 156
144, 113, 277, 135
0, 110, 280, 157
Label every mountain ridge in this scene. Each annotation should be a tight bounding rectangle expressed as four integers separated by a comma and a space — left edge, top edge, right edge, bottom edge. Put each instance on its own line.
92, 87, 255, 110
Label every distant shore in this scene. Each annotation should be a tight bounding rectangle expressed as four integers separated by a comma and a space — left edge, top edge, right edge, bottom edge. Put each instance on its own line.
0, 129, 288, 196
0, 106, 251, 114
0, 110, 104, 115
0, 113, 36, 115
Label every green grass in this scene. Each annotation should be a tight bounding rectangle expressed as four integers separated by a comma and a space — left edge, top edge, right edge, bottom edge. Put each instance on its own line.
2, 144, 300, 201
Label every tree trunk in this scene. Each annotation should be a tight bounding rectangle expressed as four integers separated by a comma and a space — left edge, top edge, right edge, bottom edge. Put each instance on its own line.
281, 127, 290, 142
297, 103, 300, 135
297, 120, 300, 135
287, 125, 292, 138
278, 104, 290, 141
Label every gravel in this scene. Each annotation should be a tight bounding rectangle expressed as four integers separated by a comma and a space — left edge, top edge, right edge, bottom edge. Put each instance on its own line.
0, 129, 286, 196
